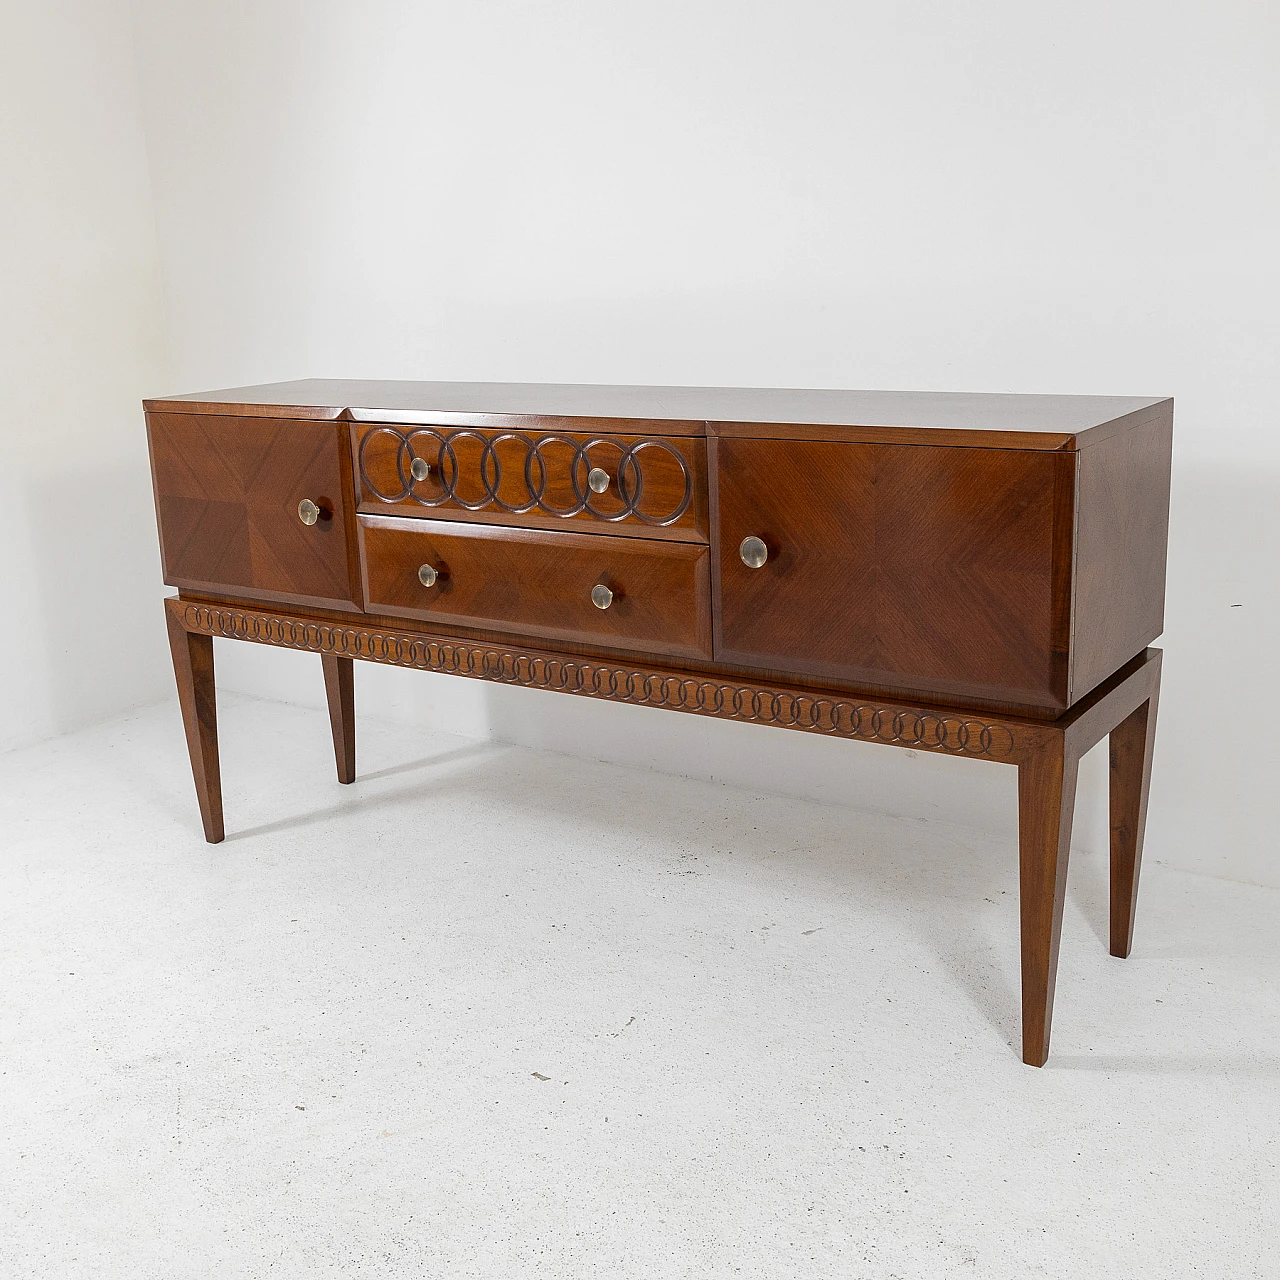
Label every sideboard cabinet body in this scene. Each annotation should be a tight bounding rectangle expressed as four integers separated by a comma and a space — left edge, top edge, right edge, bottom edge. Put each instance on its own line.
148, 383, 1171, 717
146, 381, 1172, 1065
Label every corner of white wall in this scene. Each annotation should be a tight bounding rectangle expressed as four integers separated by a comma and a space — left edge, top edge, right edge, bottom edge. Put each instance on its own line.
126, 1, 1279, 887
0, 0, 171, 754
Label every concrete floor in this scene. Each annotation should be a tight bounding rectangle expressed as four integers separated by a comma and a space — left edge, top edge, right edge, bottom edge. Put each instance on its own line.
1, 693, 1276, 1279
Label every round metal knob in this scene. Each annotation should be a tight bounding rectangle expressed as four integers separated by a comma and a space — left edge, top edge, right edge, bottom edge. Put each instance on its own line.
409, 456, 431, 482
587, 466, 610, 495
739, 535, 768, 569
418, 564, 439, 588
298, 498, 321, 526
590, 583, 613, 610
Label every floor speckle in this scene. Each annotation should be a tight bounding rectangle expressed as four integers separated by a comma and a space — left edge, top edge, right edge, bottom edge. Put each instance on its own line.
0, 692, 1275, 1278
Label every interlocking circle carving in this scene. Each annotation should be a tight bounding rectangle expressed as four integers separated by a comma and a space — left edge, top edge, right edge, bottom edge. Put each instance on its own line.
358, 427, 693, 526
176, 602, 1020, 761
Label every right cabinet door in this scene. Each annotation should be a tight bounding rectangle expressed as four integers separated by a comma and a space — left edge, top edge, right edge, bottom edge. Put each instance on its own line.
712, 438, 1074, 713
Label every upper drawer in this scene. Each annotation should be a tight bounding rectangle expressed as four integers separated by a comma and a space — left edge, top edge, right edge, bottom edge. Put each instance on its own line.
713, 438, 1075, 713
359, 516, 711, 660
146, 412, 359, 610
353, 423, 708, 543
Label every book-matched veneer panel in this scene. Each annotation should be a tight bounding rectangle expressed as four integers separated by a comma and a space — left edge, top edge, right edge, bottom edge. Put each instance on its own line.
710, 438, 1075, 713
353, 422, 708, 543
146, 412, 360, 610
359, 516, 712, 661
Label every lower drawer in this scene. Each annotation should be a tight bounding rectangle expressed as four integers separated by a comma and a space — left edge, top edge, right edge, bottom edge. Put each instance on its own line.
358, 516, 712, 659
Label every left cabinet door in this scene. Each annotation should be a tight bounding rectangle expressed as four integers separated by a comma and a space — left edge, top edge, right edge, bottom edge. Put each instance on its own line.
147, 412, 360, 610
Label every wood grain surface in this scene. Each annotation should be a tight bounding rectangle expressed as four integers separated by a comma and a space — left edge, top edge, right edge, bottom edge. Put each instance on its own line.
353, 422, 707, 542
147, 378, 1171, 1068
165, 603, 223, 844
1070, 401, 1174, 698
147, 412, 360, 610
712, 437, 1075, 712
145, 379, 1169, 450
358, 516, 712, 660
321, 653, 356, 784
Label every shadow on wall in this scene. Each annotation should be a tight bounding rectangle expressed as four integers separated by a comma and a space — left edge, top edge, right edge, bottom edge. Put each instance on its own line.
478, 672, 1081, 854
21, 460, 172, 740
1150, 458, 1280, 887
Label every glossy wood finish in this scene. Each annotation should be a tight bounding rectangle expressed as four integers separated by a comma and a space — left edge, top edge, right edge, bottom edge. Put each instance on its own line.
1070, 403, 1175, 699
165, 603, 223, 844
148, 380, 1171, 1067
1017, 735, 1080, 1067
1109, 687, 1160, 958
358, 516, 712, 660
321, 654, 356, 784
147, 379, 1170, 450
1013, 647, 1163, 1064
353, 422, 708, 543
712, 437, 1075, 712
147, 412, 360, 611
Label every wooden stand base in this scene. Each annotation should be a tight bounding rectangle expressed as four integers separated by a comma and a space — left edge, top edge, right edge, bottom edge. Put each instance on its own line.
320, 654, 356, 784
164, 597, 1161, 1066
165, 606, 224, 844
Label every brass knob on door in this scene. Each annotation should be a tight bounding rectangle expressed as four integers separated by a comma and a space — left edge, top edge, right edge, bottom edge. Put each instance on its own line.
739, 535, 768, 568
591, 583, 613, 610
418, 564, 439, 588
298, 498, 321, 526
587, 467, 610, 494
410, 456, 431, 482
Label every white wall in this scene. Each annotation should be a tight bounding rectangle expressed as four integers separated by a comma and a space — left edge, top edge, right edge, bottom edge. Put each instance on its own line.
0, 0, 170, 754
126, 1, 1280, 884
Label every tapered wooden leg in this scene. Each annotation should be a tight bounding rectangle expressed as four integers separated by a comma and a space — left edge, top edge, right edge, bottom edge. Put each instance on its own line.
1017, 734, 1079, 1067
1108, 678, 1160, 959
321, 654, 356, 784
165, 605, 224, 844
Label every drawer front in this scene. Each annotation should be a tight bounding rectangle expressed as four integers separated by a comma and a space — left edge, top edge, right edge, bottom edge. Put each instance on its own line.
354, 423, 707, 543
359, 516, 711, 659
713, 439, 1074, 710
147, 412, 359, 609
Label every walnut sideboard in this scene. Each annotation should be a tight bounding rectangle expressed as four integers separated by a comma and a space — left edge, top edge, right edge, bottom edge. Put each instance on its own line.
146, 380, 1172, 1066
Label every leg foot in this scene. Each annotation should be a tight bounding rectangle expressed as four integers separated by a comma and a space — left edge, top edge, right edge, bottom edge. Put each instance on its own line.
1109, 684, 1159, 959
165, 604, 224, 843
321, 654, 356, 784
1017, 734, 1079, 1066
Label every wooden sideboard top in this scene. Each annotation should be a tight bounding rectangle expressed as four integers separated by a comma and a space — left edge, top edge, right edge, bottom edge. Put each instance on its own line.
145, 379, 1170, 450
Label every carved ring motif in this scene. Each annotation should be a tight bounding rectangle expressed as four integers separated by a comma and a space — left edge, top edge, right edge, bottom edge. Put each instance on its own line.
176, 603, 1017, 759
358, 427, 693, 526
